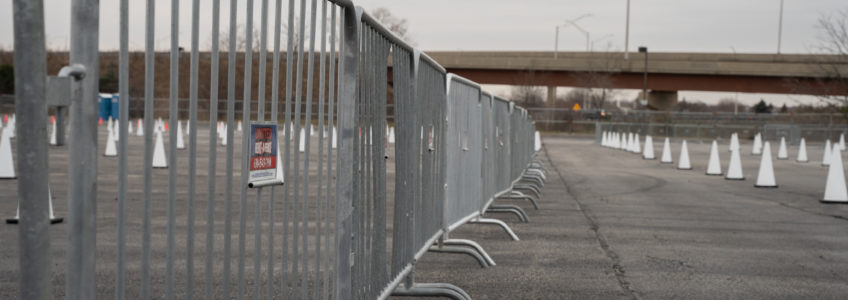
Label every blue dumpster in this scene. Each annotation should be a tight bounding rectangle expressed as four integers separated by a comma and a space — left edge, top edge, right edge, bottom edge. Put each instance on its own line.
111, 93, 120, 120
98, 94, 111, 121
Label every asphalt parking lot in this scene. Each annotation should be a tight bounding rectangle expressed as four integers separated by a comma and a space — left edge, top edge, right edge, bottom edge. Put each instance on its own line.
2, 131, 847, 299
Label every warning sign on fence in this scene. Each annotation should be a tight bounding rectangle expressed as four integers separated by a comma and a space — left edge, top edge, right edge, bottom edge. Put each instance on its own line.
249, 123, 279, 184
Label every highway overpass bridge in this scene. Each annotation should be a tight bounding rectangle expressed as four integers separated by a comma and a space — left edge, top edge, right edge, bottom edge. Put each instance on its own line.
414, 51, 848, 109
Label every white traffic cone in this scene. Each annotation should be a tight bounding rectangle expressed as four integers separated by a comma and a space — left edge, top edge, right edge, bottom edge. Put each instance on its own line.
104, 127, 118, 157
729, 132, 739, 152
221, 125, 228, 146
128, 118, 133, 134
823, 139, 832, 167
777, 137, 788, 160
643, 135, 655, 160
797, 138, 808, 162
706, 140, 722, 176
754, 142, 777, 188
725, 148, 745, 180
136, 119, 144, 136
621, 133, 628, 151
49, 118, 57, 145
299, 128, 306, 153
822, 143, 848, 203
47, 185, 62, 223
0, 128, 16, 179
176, 121, 185, 150
237, 120, 243, 132
113, 120, 120, 142
153, 130, 168, 168
603, 131, 609, 147
678, 140, 692, 170
6, 184, 63, 224
310, 124, 316, 137
609, 132, 615, 148
7, 115, 14, 138
332, 126, 337, 149
660, 137, 673, 164
752, 133, 762, 155
389, 127, 396, 144
534, 131, 541, 151
840, 133, 846, 151
633, 134, 641, 154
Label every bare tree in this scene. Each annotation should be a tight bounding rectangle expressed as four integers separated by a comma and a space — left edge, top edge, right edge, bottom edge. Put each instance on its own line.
370, 7, 414, 45
787, 9, 848, 110
573, 44, 622, 110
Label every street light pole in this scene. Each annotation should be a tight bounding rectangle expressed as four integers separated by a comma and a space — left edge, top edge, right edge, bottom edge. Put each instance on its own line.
639, 46, 648, 107
625, 0, 631, 59
555, 14, 593, 56
777, 0, 784, 54
555, 26, 559, 58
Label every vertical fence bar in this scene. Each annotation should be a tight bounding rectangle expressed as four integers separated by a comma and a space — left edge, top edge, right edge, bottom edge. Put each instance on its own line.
13, 0, 52, 298
166, 0, 180, 297
375, 35, 389, 296
313, 1, 328, 298
67, 0, 100, 297
223, 0, 239, 297
321, 7, 338, 300
116, 0, 129, 297
141, 0, 156, 297
254, 0, 270, 298
238, 0, 256, 298
301, 1, 319, 298
268, 0, 284, 297
205, 0, 221, 298
335, 6, 360, 299
291, 0, 306, 295
281, 0, 296, 297
187, 0, 201, 297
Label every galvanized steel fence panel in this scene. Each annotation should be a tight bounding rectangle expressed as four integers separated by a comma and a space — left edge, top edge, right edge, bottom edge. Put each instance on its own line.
10, 0, 542, 299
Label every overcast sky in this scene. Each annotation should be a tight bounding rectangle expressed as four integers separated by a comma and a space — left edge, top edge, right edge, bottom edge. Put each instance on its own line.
0, 0, 845, 105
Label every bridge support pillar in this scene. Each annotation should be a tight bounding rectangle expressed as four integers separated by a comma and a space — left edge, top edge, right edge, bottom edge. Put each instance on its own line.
546, 86, 557, 103
645, 90, 678, 110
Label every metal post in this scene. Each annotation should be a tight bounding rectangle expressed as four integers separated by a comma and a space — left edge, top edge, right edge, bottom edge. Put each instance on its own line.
335, 6, 362, 300
13, 0, 52, 298
554, 26, 559, 59
624, 0, 630, 59
639, 46, 648, 108
55, 106, 66, 145
777, 0, 784, 54
68, 0, 99, 298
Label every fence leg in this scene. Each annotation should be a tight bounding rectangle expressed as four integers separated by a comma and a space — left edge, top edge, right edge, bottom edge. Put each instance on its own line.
499, 190, 539, 210
487, 204, 530, 222
428, 242, 493, 268
393, 282, 472, 300
470, 217, 520, 241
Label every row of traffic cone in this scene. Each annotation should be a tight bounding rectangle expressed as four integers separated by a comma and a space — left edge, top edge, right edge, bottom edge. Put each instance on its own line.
600, 131, 847, 203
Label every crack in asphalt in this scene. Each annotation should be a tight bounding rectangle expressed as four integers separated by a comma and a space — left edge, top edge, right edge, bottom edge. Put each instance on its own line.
542, 144, 642, 300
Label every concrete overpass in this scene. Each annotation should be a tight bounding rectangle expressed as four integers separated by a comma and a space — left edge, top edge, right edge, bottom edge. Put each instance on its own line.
420, 51, 848, 109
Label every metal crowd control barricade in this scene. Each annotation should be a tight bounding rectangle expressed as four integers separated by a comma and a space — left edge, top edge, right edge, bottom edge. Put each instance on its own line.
11, 0, 543, 299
